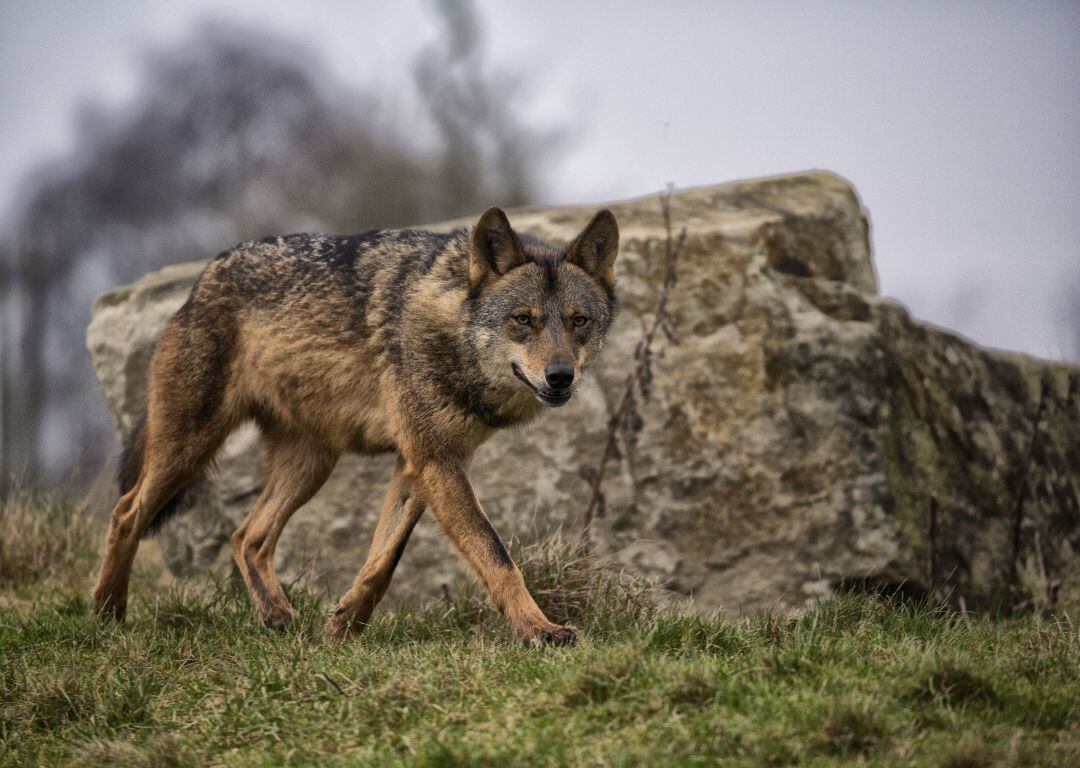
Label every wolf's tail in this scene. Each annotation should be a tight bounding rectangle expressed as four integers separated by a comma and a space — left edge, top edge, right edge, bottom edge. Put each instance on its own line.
118, 415, 193, 539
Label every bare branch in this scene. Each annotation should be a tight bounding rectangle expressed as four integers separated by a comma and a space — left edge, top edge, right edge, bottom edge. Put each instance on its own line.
580, 187, 686, 545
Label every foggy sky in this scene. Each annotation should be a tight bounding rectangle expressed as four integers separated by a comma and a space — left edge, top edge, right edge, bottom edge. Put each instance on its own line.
2, 0, 1078, 361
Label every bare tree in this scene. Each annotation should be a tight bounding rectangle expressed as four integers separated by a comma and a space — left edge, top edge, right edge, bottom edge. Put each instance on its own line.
414, 0, 563, 217
1, 7, 562, 488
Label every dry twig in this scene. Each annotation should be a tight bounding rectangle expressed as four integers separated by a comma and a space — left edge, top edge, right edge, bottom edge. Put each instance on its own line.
579, 187, 686, 544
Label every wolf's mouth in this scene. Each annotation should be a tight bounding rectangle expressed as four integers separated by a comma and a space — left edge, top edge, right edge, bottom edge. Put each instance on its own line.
511, 364, 572, 406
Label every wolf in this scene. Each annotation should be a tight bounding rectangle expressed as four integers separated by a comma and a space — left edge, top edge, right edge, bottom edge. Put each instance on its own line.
91, 206, 619, 645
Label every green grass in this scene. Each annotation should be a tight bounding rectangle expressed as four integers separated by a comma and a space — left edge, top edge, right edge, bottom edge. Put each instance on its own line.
0, 496, 1077, 766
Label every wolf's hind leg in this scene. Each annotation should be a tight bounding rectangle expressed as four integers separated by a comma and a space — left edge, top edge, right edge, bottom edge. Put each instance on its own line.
92, 475, 178, 620
328, 458, 424, 638
231, 431, 337, 629
92, 428, 225, 620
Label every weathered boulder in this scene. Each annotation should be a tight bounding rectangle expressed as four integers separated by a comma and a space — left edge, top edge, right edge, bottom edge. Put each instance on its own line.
87, 172, 1080, 614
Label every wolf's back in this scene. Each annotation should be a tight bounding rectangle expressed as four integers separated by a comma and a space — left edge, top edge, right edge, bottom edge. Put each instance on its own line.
188, 229, 467, 324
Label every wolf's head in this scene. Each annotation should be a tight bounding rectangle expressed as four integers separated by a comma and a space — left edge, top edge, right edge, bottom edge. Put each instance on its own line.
467, 207, 619, 410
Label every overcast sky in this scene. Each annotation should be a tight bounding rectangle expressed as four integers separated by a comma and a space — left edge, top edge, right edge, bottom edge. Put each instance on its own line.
2, 0, 1078, 361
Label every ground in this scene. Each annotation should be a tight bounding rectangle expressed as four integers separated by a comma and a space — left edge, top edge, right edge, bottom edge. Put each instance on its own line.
0, 493, 1077, 767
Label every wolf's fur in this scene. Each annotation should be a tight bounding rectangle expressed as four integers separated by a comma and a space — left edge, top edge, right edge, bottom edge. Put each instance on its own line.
92, 207, 619, 644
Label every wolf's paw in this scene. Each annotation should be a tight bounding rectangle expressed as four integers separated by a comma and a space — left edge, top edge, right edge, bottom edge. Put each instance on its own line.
523, 623, 578, 648
260, 604, 296, 631
91, 588, 127, 622
326, 605, 367, 639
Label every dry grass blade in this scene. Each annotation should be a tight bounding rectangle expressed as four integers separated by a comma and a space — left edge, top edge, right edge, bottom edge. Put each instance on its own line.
0, 490, 99, 590
515, 536, 659, 629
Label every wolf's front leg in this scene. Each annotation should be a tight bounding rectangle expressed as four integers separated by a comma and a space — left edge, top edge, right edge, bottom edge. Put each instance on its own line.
328, 459, 424, 638
415, 460, 576, 646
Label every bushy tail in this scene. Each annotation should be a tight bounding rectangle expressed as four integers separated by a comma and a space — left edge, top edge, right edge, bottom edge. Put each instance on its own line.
118, 415, 192, 538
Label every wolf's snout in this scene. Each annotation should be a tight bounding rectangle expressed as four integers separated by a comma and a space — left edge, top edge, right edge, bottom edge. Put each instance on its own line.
544, 363, 574, 390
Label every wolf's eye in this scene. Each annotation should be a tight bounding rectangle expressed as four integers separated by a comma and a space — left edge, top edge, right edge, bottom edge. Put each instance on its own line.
513, 314, 531, 326
572, 315, 590, 328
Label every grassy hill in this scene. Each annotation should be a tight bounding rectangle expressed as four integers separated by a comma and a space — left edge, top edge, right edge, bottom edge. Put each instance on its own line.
1, 493, 1077, 766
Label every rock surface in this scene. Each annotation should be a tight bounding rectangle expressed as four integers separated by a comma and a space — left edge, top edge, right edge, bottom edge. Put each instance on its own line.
87, 172, 1080, 614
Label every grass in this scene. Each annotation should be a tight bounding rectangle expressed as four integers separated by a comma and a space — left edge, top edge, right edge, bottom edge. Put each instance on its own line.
0, 495, 1077, 766
0, 491, 100, 593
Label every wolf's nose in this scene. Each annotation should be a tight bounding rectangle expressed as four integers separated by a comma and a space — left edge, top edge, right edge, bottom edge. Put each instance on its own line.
545, 363, 574, 390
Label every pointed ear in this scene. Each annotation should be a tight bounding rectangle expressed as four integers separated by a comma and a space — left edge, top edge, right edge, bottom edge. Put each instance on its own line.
565, 209, 619, 287
470, 207, 526, 289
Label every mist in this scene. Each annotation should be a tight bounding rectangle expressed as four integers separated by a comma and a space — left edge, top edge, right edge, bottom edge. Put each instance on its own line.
1, 0, 1077, 490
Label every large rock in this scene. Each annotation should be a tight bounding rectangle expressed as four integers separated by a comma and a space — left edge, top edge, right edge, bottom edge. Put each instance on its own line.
87, 172, 1080, 614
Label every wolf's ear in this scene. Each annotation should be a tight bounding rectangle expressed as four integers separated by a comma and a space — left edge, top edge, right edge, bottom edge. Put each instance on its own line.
471, 207, 526, 289
565, 209, 619, 287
